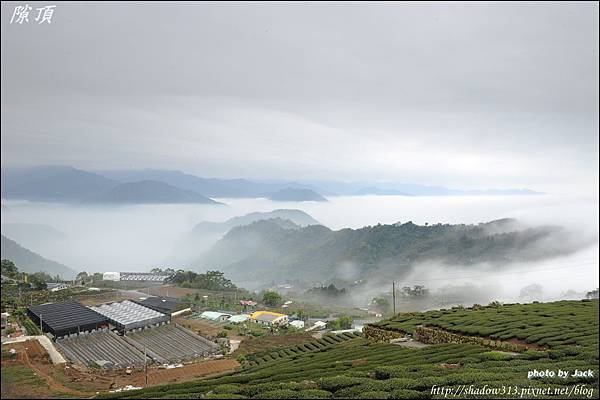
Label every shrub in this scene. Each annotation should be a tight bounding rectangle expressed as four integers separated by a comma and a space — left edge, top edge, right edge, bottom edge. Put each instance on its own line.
389, 389, 431, 399
358, 391, 390, 399
296, 389, 333, 399
204, 394, 246, 399
210, 384, 243, 394
318, 376, 365, 391
254, 389, 299, 399
480, 351, 514, 361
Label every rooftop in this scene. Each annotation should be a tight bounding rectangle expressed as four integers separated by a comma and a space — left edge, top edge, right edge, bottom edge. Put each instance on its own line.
90, 300, 167, 326
250, 311, 287, 322
200, 311, 231, 320
28, 302, 107, 333
135, 296, 186, 313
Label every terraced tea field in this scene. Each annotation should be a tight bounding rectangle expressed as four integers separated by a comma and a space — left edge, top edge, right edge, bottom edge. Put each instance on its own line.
99, 300, 599, 399
375, 300, 599, 351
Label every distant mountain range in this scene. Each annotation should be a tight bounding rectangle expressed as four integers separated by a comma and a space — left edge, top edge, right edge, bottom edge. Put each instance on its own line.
1, 166, 221, 205
1, 234, 76, 279
83, 180, 221, 204
1, 165, 542, 204
190, 218, 584, 288
267, 188, 328, 202
165, 209, 321, 266
1, 166, 117, 203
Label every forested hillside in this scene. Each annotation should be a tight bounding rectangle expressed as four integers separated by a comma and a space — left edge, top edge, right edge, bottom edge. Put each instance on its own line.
193, 218, 587, 285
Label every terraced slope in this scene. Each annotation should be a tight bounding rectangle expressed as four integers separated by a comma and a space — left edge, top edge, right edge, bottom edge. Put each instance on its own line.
99, 301, 599, 399
375, 300, 598, 350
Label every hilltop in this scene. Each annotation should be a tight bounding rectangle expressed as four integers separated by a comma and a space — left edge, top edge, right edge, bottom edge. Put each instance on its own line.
193, 218, 586, 286
165, 209, 321, 266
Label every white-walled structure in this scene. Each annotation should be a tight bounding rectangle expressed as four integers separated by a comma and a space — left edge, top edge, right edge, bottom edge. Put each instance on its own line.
102, 272, 121, 281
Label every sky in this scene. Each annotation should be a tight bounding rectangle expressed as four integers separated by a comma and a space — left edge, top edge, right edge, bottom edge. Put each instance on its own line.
1, 2, 598, 194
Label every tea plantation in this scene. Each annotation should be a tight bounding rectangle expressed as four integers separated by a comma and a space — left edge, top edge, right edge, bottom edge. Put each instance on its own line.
99, 300, 599, 399
375, 300, 599, 351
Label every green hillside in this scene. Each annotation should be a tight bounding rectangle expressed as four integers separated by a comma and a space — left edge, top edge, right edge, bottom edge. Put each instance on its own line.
194, 218, 588, 285
100, 300, 599, 399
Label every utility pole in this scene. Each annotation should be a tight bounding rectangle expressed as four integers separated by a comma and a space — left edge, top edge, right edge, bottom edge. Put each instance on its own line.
392, 281, 396, 316
144, 344, 148, 387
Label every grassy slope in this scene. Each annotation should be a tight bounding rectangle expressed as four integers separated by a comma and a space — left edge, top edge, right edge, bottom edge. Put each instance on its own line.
99, 300, 599, 399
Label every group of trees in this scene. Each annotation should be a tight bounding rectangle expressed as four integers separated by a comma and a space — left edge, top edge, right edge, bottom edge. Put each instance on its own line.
168, 270, 237, 291
326, 315, 353, 330
262, 291, 282, 306
400, 285, 429, 298
75, 271, 104, 285
1, 259, 52, 290
306, 284, 348, 297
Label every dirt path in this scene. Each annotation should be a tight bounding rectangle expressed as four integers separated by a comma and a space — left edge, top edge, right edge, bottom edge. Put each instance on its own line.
21, 341, 94, 398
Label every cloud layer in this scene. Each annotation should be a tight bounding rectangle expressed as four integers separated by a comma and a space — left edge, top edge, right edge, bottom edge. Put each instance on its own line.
1, 2, 598, 194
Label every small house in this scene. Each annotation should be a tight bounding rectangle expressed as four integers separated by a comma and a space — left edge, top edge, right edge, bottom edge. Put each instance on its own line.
289, 320, 305, 329
199, 311, 231, 322
227, 314, 249, 324
46, 283, 70, 292
249, 311, 288, 326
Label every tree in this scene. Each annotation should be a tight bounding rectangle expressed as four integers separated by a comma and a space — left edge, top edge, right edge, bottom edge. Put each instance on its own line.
586, 288, 599, 300
262, 291, 282, 306
76, 271, 89, 283
31, 277, 47, 291
401, 285, 429, 298
372, 297, 391, 314
326, 315, 353, 330
1, 259, 19, 279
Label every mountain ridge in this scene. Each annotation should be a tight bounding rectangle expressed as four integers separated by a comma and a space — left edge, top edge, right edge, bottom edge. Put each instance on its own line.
1, 234, 76, 279
191, 218, 585, 288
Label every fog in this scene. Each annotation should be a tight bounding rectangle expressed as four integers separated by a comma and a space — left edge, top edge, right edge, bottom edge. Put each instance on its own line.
1, 194, 597, 303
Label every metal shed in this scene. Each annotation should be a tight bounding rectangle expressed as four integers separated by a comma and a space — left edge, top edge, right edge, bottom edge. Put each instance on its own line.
89, 300, 169, 332
27, 302, 109, 339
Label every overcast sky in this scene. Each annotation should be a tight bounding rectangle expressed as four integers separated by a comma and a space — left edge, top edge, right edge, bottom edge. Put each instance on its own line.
1, 2, 598, 193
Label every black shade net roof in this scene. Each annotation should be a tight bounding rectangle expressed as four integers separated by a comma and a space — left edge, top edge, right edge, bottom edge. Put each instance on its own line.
28, 301, 108, 332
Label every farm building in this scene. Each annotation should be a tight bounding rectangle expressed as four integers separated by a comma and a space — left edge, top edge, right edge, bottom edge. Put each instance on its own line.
27, 302, 109, 339
120, 272, 172, 282
102, 271, 121, 281
89, 300, 170, 333
134, 296, 190, 316
227, 314, 249, 323
249, 311, 288, 326
306, 321, 327, 331
289, 320, 305, 329
46, 282, 70, 292
199, 311, 231, 322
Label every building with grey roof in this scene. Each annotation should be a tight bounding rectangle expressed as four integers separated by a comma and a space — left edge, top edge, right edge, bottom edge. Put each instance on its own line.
89, 300, 169, 333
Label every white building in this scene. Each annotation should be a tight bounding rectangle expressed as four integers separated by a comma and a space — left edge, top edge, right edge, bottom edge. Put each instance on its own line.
102, 272, 121, 281
199, 311, 232, 322
46, 282, 70, 292
289, 320, 305, 329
